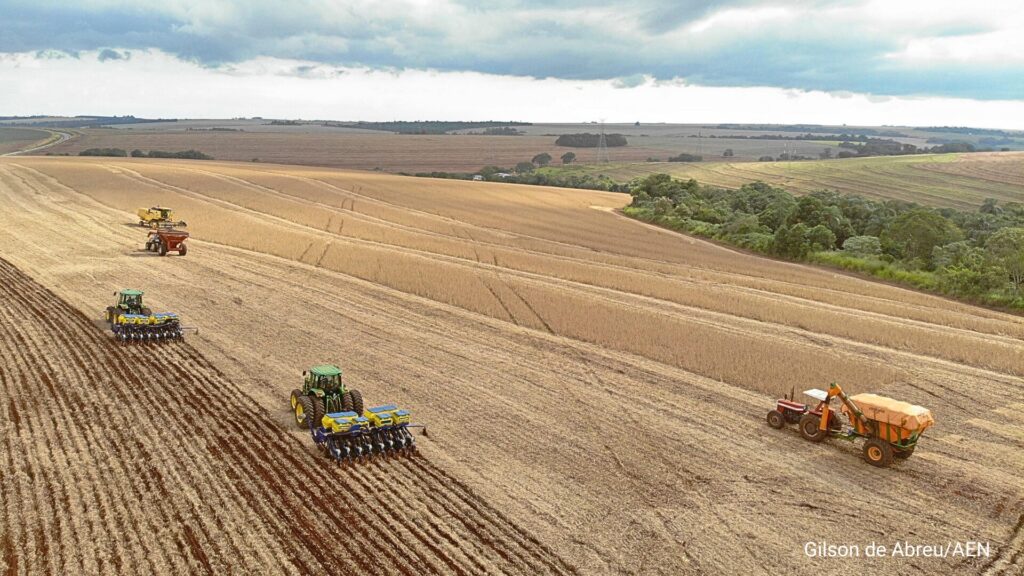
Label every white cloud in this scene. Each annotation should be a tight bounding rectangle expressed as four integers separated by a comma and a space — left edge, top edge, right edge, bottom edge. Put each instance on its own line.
2, 49, 1024, 128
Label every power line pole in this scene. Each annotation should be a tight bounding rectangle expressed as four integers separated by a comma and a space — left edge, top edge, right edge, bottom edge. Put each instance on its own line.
597, 119, 609, 163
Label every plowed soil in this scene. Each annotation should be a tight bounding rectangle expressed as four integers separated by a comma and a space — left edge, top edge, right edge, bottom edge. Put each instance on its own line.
0, 156, 1021, 575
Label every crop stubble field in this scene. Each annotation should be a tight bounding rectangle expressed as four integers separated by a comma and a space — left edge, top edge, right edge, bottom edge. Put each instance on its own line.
548, 152, 1024, 209
0, 156, 1022, 575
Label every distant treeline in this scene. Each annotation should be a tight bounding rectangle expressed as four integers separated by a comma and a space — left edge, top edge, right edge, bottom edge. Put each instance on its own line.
465, 127, 524, 136
555, 133, 628, 147
626, 174, 1024, 310
329, 121, 532, 134
714, 124, 909, 138
699, 132, 890, 142
411, 165, 627, 192
0, 115, 175, 128
919, 126, 1023, 137
78, 148, 213, 160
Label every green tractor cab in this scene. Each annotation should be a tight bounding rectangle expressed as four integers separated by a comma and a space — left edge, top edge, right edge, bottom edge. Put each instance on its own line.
290, 364, 364, 428
109, 289, 151, 316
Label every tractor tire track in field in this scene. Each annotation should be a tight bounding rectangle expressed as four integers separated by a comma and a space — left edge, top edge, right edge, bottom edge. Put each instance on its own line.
0, 256, 577, 575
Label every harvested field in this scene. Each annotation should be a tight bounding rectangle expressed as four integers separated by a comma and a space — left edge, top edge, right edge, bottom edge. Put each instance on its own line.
0, 156, 1022, 575
0, 255, 575, 575
44, 128, 669, 173
545, 152, 1024, 209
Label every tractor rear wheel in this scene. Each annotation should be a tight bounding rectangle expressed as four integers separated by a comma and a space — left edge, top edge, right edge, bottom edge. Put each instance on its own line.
349, 389, 364, 415
342, 391, 354, 413
309, 397, 325, 427
296, 396, 313, 428
799, 413, 829, 442
766, 409, 785, 429
863, 438, 894, 467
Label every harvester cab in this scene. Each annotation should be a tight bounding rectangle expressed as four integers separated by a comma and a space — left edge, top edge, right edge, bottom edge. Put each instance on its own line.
105, 289, 191, 342
766, 382, 934, 467
289, 364, 422, 462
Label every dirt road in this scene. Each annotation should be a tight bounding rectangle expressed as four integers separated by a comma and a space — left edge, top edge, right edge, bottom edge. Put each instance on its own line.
0, 157, 1021, 575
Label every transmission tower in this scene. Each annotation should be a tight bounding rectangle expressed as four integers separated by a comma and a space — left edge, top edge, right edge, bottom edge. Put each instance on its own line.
597, 119, 610, 163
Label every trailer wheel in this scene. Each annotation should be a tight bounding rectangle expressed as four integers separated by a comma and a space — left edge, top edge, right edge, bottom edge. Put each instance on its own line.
296, 395, 313, 427
349, 389, 364, 416
766, 409, 785, 429
179, 244, 187, 256
799, 413, 828, 442
159, 240, 168, 256
893, 446, 915, 459
863, 438, 893, 467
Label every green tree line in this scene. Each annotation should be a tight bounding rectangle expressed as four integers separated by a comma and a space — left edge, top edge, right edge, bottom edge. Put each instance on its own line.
625, 174, 1024, 310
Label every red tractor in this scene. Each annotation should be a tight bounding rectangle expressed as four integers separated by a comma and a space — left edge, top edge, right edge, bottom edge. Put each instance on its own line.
145, 226, 189, 256
766, 388, 843, 434
767, 384, 934, 467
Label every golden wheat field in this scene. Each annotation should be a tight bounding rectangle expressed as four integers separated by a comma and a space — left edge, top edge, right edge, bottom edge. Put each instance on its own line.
0, 156, 1022, 575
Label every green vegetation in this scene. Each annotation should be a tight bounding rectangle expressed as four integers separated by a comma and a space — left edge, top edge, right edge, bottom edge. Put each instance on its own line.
79, 148, 213, 159
466, 127, 524, 136
79, 147, 128, 157
413, 165, 626, 192
625, 174, 1024, 310
668, 153, 702, 162
132, 149, 214, 160
555, 133, 628, 147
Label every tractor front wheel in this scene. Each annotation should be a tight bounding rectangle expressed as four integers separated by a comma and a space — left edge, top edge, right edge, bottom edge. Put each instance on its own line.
289, 389, 303, 411
766, 409, 785, 429
863, 438, 894, 467
799, 413, 829, 442
295, 396, 313, 428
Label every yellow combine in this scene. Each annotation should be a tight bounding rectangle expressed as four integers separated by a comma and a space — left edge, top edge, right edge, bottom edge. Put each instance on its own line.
137, 206, 186, 228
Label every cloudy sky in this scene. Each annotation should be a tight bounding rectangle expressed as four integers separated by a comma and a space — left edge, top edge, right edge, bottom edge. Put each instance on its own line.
2, 0, 1023, 126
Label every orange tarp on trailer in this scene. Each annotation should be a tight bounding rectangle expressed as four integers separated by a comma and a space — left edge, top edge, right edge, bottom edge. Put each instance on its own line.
847, 394, 934, 432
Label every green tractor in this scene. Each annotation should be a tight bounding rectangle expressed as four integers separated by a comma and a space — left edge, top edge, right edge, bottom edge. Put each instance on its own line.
290, 364, 364, 428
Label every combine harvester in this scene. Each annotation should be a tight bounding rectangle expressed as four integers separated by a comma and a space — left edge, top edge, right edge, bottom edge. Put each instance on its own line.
767, 382, 934, 467
138, 206, 186, 228
104, 289, 195, 342
290, 364, 421, 462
